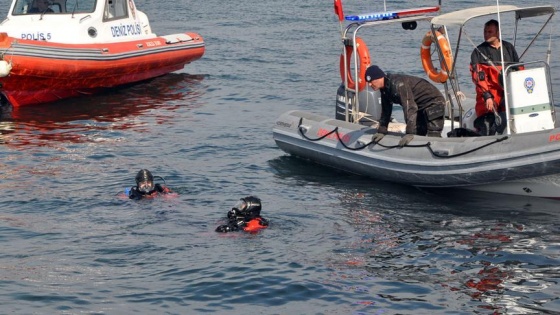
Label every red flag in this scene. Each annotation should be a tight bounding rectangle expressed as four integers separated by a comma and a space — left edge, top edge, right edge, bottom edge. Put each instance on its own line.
334, 0, 344, 22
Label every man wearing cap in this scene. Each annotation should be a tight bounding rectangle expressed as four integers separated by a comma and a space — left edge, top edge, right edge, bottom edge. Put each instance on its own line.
365, 65, 445, 147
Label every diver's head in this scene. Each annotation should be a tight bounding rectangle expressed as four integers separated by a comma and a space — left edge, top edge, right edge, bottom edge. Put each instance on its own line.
232, 196, 262, 219
135, 169, 155, 194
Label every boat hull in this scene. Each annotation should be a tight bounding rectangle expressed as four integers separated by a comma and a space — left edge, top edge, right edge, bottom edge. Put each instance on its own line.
462, 174, 560, 199
0, 32, 205, 106
273, 110, 560, 191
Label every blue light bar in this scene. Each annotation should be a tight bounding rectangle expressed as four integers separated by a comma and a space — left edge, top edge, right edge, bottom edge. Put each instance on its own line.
345, 12, 398, 22
344, 7, 440, 23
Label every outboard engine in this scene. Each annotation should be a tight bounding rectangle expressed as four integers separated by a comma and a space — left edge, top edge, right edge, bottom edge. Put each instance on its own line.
335, 84, 381, 123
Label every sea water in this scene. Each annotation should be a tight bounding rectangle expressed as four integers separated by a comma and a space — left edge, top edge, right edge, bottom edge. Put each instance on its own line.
1, 0, 559, 314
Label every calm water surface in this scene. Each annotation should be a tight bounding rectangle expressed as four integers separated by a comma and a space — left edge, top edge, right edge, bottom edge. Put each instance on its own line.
1, 0, 559, 314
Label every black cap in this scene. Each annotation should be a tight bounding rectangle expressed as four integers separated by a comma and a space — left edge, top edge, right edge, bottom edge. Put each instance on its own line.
365, 65, 385, 82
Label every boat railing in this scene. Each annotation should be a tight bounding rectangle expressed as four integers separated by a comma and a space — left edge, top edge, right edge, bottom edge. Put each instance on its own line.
339, 15, 436, 124
425, 24, 465, 130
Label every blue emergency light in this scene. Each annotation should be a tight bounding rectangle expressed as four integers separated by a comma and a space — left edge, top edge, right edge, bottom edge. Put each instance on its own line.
345, 7, 440, 23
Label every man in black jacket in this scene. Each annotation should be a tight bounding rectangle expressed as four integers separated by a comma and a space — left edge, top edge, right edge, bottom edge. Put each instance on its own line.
365, 65, 445, 147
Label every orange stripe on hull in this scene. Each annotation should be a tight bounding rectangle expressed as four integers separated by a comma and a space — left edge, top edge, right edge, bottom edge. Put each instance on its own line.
0, 32, 205, 106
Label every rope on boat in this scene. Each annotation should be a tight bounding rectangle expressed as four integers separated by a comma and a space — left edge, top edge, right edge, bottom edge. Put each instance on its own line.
297, 118, 509, 158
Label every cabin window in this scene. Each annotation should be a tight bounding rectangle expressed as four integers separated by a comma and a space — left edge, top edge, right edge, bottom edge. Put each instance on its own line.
11, 0, 96, 15
104, 0, 128, 21
65, 0, 97, 13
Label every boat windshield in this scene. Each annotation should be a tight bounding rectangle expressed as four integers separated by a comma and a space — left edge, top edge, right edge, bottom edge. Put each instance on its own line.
11, 0, 96, 15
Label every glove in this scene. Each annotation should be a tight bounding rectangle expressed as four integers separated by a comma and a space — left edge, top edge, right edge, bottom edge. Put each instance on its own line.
227, 209, 238, 219
398, 134, 414, 147
216, 225, 231, 233
371, 133, 385, 143
372, 126, 388, 143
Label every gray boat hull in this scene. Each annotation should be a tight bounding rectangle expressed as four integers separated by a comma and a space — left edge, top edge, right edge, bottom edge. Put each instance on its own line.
273, 110, 560, 188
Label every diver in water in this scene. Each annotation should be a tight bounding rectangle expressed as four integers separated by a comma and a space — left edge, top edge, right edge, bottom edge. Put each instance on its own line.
216, 196, 269, 233
126, 169, 173, 200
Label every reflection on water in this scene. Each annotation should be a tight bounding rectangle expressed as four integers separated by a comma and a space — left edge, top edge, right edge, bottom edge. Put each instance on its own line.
270, 155, 560, 214
331, 190, 560, 314
270, 155, 560, 314
0, 74, 206, 146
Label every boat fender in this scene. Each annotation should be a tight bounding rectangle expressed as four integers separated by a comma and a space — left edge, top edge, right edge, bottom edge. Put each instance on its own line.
420, 31, 453, 83
339, 37, 371, 92
0, 60, 12, 77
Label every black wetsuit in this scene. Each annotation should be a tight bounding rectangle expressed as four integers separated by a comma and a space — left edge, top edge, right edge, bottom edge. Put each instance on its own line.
216, 211, 269, 233
128, 184, 170, 200
378, 73, 445, 136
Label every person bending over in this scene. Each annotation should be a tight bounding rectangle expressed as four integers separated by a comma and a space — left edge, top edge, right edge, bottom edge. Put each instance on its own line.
365, 65, 445, 147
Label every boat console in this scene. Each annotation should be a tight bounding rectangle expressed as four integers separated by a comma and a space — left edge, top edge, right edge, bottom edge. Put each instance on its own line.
506, 63, 555, 133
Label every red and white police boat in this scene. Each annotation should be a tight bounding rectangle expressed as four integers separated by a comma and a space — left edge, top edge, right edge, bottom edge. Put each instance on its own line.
0, 0, 205, 106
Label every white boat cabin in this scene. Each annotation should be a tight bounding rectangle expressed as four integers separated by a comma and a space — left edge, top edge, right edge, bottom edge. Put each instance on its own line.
1, 0, 154, 43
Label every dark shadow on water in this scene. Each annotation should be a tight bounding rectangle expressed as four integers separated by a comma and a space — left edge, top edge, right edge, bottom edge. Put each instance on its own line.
268, 155, 560, 221
268, 155, 409, 189
270, 156, 560, 314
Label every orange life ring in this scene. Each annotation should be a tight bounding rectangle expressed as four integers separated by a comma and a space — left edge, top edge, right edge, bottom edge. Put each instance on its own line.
339, 37, 371, 91
420, 31, 453, 83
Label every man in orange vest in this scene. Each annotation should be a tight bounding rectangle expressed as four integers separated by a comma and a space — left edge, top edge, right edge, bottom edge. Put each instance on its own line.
470, 19, 520, 135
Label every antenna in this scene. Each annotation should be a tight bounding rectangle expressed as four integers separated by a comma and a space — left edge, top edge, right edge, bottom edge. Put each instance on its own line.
496, 0, 505, 81
495, 0, 510, 135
